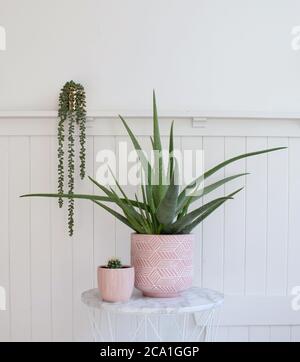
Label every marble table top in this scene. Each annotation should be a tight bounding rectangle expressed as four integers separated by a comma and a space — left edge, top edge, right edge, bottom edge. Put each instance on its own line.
81, 287, 224, 315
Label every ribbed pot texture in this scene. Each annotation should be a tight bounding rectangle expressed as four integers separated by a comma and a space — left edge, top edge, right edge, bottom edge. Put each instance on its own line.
131, 234, 194, 298
97, 266, 134, 302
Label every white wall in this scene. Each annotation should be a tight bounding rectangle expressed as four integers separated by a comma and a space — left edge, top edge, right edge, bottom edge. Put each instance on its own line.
1, 0, 300, 115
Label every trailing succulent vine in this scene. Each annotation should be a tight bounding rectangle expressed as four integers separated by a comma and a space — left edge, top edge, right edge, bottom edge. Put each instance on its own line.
57, 81, 87, 236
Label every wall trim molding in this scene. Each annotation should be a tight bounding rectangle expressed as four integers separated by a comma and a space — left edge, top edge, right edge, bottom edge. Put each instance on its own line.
1, 110, 300, 120
1, 115, 300, 137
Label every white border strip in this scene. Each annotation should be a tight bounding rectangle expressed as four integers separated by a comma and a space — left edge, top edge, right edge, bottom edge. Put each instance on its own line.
1, 110, 300, 119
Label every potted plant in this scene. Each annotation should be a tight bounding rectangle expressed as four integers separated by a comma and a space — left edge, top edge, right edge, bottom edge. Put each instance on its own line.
21, 92, 286, 298
98, 258, 134, 302
57, 81, 87, 236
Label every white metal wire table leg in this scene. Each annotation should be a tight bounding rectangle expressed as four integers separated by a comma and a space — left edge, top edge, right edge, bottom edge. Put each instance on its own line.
130, 315, 145, 342
211, 307, 221, 342
195, 309, 214, 342
148, 316, 163, 342
87, 308, 97, 342
174, 315, 183, 340
144, 315, 148, 341
191, 310, 209, 341
182, 313, 189, 341
87, 308, 105, 342
204, 308, 215, 342
107, 311, 115, 342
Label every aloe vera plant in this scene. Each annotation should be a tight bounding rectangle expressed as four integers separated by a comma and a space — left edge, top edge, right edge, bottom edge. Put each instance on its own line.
21, 92, 286, 235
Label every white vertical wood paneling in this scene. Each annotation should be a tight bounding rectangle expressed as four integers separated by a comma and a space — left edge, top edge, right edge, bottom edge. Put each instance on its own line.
287, 138, 300, 293
0, 129, 299, 342
93, 137, 116, 276
0, 137, 10, 341
224, 137, 246, 295
114, 135, 142, 340
249, 326, 270, 342
202, 137, 225, 291
270, 326, 291, 342
287, 140, 300, 342
73, 137, 94, 341
215, 327, 229, 342
181, 137, 203, 287
50, 137, 73, 341
30, 137, 52, 341
93, 136, 117, 338
291, 326, 300, 342
228, 326, 249, 342
266, 138, 289, 296
245, 137, 268, 295
9, 137, 31, 341
115, 136, 136, 265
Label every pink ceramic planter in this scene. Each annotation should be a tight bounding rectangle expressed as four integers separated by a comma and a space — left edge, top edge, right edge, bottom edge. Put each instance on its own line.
97, 266, 134, 302
131, 234, 194, 298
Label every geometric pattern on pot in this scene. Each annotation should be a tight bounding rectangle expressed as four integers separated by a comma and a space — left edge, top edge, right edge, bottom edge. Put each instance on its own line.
131, 234, 194, 298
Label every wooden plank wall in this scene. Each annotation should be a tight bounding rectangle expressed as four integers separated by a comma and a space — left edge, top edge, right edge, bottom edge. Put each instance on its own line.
0, 117, 300, 341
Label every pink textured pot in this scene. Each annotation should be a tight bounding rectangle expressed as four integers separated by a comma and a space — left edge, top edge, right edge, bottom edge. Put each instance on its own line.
97, 266, 134, 302
131, 234, 194, 298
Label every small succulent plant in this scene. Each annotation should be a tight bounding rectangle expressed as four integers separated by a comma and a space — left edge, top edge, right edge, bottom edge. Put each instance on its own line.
107, 258, 122, 269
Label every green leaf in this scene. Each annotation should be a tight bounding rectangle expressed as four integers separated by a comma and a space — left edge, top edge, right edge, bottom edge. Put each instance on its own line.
107, 185, 146, 232
179, 147, 286, 201
100, 166, 148, 231
119, 114, 152, 186
119, 114, 155, 214
164, 196, 233, 234
93, 200, 142, 233
177, 172, 249, 211
153, 90, 163, 154
150, 136, 154, 149
156, 182, 179, 225
156, 160, 179, 225
140, 182, 156, 231
21, 192, 111, 202
20, 191, 148, 210
90, 176, 146, 233
134, 194, 151, 233
167, 121, 174, 182
179, 188, 243, 234
90, 169, 146, 232
151, 90, 165, 206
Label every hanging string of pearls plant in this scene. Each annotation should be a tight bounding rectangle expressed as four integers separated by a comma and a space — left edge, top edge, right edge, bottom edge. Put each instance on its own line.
57, 80, 87, 236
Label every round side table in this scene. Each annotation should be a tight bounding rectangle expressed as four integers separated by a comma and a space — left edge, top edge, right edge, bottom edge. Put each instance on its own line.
81, 287, 224, 342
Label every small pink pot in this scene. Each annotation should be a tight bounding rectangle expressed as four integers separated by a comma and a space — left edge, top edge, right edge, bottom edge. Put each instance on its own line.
97, 266, 134, 302
131, 234, 194, 298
